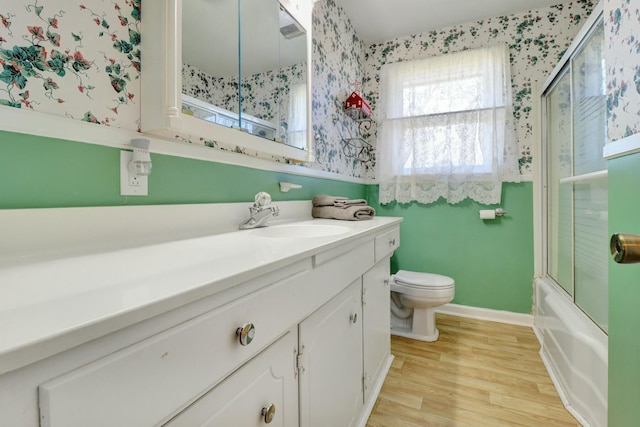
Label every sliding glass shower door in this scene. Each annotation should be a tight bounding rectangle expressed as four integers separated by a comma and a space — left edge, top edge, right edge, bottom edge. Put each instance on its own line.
544, 20, 608, 332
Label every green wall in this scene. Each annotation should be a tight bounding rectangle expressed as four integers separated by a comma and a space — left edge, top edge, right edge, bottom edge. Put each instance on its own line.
0, 130, 535, 315
0, 130, 366, 209
368, 182, 535, 314
608, 153, 640, 425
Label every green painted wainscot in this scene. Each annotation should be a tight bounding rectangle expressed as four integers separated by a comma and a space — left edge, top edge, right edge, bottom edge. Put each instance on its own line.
607, 152, 640, 426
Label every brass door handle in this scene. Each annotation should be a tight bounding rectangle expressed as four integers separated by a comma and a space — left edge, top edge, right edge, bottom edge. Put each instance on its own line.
610, 234, 640, 264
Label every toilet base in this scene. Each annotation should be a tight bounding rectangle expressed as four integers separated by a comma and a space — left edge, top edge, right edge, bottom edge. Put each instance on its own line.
390, 306, 441, 342
390, 326, 440, 342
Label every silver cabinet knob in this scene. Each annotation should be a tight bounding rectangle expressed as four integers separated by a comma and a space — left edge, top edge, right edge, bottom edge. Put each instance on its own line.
350, 313, 358, 324
236, 322, 255, 346
262, 403, 276, 423
383, 279, 390, 286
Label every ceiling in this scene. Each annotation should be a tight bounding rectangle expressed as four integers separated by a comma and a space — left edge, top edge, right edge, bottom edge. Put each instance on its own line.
183, 0, 568, 78
337, 0, 566, 43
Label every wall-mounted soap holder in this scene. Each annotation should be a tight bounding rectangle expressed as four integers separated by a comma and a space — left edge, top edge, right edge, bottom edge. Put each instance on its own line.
280, 182, 302, 193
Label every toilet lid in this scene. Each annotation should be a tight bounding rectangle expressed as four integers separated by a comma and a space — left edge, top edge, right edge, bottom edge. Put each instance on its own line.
393, 270, 455, 289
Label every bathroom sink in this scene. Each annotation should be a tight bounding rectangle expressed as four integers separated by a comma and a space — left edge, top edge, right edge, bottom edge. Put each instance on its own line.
250, 223, 351, 238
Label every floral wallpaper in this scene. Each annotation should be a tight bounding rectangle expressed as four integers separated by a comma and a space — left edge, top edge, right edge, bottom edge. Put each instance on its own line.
182, 61, 307, 136
362, 1, 595, 178
308, 0, 371, 178
1, 0, 607, 179
182, 63, 239, 115
0, 0, 141, 130
605, 0, 640, 142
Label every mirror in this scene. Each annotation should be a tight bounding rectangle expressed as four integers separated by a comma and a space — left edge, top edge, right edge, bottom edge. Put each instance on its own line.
181, 0, 308, 150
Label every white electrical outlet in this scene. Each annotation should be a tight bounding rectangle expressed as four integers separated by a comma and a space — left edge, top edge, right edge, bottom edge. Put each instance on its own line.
120, 151, 148, 196
129, 174, 141, 187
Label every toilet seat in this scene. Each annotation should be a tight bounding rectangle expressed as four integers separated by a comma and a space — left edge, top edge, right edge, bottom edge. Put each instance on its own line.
393, 270, 455, 290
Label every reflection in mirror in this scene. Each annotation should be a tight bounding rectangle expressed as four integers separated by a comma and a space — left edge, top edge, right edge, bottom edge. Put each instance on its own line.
181, 0, 240, 125
240, 0, 308, 148
181, 0, 308, 150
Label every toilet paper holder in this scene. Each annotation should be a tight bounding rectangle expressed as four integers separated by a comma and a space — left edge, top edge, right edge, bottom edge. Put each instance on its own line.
479, 208, 507, 219
495, 208, 507, 217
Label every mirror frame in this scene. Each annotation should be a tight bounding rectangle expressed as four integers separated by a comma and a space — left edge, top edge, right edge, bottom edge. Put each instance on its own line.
141, 0, 313, 162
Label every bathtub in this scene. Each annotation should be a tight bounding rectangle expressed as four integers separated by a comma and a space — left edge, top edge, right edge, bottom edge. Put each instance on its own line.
534, 277, 608, 427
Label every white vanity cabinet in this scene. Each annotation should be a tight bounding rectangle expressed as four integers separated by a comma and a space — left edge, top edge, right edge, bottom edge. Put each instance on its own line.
362, 226, 398, 403
38, 261, 312, 427
298, 228, 399, 427
0, 213, 401, 427
362, 258, 392, 402
163, 226, 399, 427
299, 278, 364, 427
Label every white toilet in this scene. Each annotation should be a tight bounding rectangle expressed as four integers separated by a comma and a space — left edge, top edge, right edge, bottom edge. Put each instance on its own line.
390, 270, 455, 342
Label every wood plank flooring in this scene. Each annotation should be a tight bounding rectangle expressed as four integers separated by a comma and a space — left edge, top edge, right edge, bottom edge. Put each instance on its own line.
366, 314, 580, 427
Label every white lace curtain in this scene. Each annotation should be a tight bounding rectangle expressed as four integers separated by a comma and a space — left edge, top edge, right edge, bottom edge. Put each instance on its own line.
376, 44, 520, 205
286, 82, 307, 150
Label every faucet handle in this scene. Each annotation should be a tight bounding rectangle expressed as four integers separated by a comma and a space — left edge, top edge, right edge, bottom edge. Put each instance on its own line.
254, 192, 272, 208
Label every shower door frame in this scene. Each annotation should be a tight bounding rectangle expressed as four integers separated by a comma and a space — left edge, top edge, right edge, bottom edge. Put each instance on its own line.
536, 3, 608, 334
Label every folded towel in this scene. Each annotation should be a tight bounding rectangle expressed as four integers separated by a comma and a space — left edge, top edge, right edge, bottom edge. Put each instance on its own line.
333, 198, 367, 208
312, 205, 376, 221
312, 195, 347, 207
312, 195, 368, 208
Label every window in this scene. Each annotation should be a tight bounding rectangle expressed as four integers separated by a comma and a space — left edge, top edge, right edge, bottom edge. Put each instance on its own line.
376, 45, 520, 205
285, 82, 307, 150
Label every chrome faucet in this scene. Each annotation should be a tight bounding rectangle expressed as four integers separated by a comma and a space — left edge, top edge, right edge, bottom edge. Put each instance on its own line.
239, 192, 280, 229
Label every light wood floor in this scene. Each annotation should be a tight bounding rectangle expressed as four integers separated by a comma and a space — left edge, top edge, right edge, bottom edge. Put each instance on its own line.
366, 314, 580, 427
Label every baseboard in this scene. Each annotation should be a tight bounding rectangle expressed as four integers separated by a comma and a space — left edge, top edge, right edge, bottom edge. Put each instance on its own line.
435, 303, 534, 327
532, 323, 544, 344
356, 354, 394, 427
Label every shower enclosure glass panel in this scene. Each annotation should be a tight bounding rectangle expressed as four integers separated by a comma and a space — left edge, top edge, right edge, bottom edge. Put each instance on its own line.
573, 23, 606, 176
572, 22, 607, 331
574, 178, 608, 330
544, 19, 607, 332
546, 69, 573, 296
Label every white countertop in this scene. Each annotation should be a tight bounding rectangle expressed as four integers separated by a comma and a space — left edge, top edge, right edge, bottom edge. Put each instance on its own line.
0, 203, 401, 375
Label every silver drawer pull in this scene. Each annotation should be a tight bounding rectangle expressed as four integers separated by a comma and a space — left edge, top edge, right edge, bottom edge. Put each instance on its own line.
350, 313, 358, 324
235, 323, 255, 346
262, 403, 276, 423
389, 238, 396, 246
383, 279, 389, 286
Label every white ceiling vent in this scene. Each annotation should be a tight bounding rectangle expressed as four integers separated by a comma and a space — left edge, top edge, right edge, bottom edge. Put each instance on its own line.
279, 7, 305, 39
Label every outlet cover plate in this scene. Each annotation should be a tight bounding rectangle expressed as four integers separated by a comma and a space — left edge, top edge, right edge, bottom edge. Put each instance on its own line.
120, 151, 148, 196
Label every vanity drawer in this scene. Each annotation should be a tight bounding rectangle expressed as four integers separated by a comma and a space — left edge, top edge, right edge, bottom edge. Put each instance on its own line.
374, 227, 400, 263
164, 328, 298, 426
39, 262, 311, 427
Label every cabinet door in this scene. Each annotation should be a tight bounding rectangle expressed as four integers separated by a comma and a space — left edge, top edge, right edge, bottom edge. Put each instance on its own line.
164, 329, 298, 427
299, 278, 363, 427
362, 258, 391, 403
